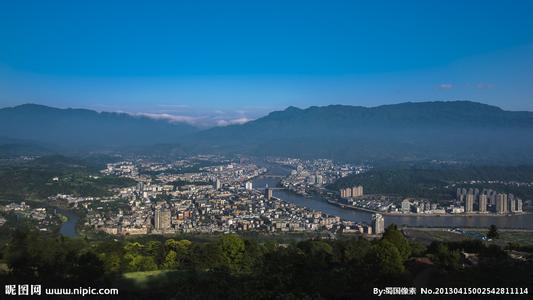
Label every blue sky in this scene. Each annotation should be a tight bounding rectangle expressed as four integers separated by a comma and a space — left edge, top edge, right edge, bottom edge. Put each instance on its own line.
1, 0, 532, 126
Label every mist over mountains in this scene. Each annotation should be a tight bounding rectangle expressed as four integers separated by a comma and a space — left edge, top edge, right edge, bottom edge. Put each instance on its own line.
2, 101, 533, 163
0, 104, 197, 151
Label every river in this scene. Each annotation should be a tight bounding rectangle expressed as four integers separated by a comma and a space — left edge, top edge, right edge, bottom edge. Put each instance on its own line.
253, 162, 533, 229
58, 209, 80, 237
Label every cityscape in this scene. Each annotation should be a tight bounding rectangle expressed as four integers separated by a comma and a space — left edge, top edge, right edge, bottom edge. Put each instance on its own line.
334, 186, 525, 216
1, 1, 533, 299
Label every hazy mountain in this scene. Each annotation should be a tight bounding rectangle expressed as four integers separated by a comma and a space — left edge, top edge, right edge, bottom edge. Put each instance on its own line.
0, 136, 52, 158
0, 104, 197, 151
192, 101, 533, 162
3, 101, 533, 163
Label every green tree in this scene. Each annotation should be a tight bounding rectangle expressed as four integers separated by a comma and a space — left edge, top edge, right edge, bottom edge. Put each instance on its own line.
165, 239, 192, 268
487, 224, 499, 239
99, 252, 122, 273
162, 250, 179, 269
218, 234, 246, 273
382, 224, 411, 261
190, 242, 223, 271
368, 240, 405, 275
428, 242, 460, 270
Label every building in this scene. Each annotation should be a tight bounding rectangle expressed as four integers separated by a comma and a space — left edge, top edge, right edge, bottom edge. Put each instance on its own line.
496, 193, 508, 214
265, 188, 273, 200
478, 194, 487, 213
245, 181, 253, 190
516, 199, 523, 212
137, 182, 144, 192
340, 188, 351, 198
372, 213, 385, 235
215, 178, 222, 190
401, 199, 411, 213
352, 186, 364, 197
154, 208, 171, 230
340, 186, 363, 198
457, 188, 467, 202
465, 193, 474, 213
315, 175, 323, 185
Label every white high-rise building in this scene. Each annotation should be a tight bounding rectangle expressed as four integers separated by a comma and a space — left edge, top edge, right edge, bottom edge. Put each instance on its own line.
479, 194, 488, 213
352, 185, 364, 197
465, 193, 474, 213
401, 199, 411, 212
496, 193, 508, 214
154, 208, 171, 230
372, 214, 385, 235
245, 181, 253, 190
516, 199, 523, 212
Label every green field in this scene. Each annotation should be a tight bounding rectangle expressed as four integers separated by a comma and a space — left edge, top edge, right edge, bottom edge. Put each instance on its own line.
405, 228, 533, 247
123, 270, 174, 285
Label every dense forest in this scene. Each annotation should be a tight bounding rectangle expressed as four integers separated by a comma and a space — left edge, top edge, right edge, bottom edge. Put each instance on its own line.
329, 164, 533, 202
0, 155, 135, 201
0, 226, 531, 299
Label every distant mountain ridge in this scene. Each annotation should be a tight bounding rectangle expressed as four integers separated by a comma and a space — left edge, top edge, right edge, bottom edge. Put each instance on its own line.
0, 103, 197, 151
2, 101, 533, 162
190, 101, 533, 162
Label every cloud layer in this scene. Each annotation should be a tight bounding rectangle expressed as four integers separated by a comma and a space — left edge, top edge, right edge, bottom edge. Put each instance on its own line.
130, 112, 253, 128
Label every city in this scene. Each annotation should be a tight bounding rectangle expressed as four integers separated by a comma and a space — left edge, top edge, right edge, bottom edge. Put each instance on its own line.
38, 157, 385, 236
1, 1, 533, 299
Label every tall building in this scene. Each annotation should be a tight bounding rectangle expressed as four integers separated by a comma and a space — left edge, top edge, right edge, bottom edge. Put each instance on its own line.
496, 193, 508, 214
315, 175, 323, 185
137, 182, 144, 192
516, 199, 523, 212
265, 188, 273, 200
478, 194, 487, 213
245, 181, 253, 190
401, 199, 411, 212
352, 186, 364, 197
340, 188, 352, 198
372, 214, 385, 235
215, 178, 222, 190
465, 193, 474, 213
154, 208, 171, 230
508, 194, 516, 212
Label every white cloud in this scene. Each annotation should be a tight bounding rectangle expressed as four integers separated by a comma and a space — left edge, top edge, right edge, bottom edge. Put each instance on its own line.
131, 112, 203, 125
439, 83, 454, 89
215, 117, 251, 126
129, 112, 252, 128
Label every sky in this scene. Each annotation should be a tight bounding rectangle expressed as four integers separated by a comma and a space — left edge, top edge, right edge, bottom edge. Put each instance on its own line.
1, 0, 533, 127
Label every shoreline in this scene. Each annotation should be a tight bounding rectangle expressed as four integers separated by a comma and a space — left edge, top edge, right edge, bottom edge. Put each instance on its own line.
327, 199, 531, 217
402, 226, 533, 232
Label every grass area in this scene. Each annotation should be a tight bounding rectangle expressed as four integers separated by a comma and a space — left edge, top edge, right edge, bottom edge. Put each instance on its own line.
487, 231, 533, 247
122, 270, 193, 288
404, 229, 470, 244
0, 261, 9, 273
123, 270, 173, 285
405, 228, 533, 249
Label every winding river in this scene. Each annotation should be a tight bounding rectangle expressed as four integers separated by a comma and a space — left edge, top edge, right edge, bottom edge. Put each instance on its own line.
253, 163, 533, 229
58, 162, 533, 236
58, 209, 80, 237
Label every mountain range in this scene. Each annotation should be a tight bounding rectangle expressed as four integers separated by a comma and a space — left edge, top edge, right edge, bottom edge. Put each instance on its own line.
0, 104, 197, 152
2, 101, 533, 162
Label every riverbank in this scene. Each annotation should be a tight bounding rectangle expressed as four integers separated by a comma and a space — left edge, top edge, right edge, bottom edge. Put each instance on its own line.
403, 227, 533, 246
327, 198, 531, 217
57, 208, 80, 238
253, 163, 533, 229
